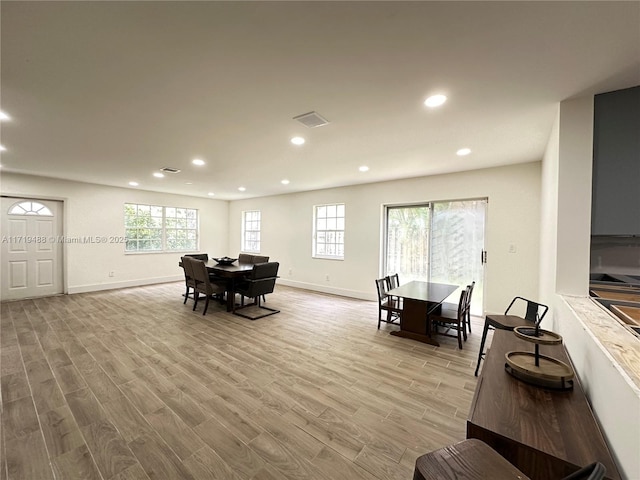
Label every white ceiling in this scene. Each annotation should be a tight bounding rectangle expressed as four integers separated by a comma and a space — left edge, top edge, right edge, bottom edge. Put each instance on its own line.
1, 1, 639, 200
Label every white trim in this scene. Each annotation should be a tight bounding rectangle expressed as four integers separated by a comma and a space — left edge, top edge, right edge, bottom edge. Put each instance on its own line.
277, 278, 376, 302
68, 275, 182, 294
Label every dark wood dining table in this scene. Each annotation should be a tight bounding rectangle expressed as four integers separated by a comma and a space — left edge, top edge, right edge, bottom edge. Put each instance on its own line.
179, 259, 255, 312
388, 280, 458, 346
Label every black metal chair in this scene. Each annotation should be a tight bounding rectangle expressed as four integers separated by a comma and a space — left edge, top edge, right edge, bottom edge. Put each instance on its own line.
376, 278, 402, 329
189, 257, 226, 315
475, 296, 548, 376
233, 262, 280, 320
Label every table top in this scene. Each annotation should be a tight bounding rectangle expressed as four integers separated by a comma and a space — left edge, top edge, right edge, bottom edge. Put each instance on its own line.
388, 280, 458, 304
468, 330, 620, 479
205, 260, 255, 276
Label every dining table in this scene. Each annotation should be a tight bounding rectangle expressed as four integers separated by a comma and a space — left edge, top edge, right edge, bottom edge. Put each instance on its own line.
388, 280, 458, 346
179, 259, 255, 312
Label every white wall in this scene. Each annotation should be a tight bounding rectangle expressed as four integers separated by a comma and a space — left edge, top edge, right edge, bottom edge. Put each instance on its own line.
229, 162, 542, 315
539, 96, 639, 479
0, 173, 229, 293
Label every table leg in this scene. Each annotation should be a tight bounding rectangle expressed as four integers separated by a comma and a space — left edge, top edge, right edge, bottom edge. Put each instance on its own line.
390, 298, 440, 346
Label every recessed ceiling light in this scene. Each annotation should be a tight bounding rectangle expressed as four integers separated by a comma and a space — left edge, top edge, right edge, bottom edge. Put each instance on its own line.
0, 145, 6, 152
424, 94, 447, 108
290, 137, 305, 146
0, 111, 10, 121
207, 192, 215, 196
185, 182, 193, 185
359, 166, 369, 172
192, 158, 205, 166
456, 148, 472, 156
238, 186, 246, 192
281, 179, 290, 185
128, 181, 139, 187
153, 172, 165, 178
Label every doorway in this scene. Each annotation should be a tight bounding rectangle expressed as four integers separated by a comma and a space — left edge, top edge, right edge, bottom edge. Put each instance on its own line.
1, 197, 64, 300
384, 199, 487, 315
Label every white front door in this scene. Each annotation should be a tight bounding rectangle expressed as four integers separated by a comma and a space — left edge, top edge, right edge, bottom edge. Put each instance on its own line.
1, 197, 64, 300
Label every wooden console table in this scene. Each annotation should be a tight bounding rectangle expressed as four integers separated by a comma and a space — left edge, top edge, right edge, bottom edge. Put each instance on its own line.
467, 330, 620, 480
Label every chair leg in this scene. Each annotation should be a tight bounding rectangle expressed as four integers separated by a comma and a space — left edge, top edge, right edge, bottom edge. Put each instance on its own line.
203, 295, 210, 315
193, 292, 199, 311
475, 320, 490, 376
378, 308, 382, 329
462, 321, 467, 342
184, 286, 190, 304
467, 312, 472, 333
457, 325, 463, 349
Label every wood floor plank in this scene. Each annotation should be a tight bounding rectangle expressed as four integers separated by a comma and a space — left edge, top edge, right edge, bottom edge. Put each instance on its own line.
51, 444, 103, 480
39, 405, 86, 456
194, 418, 267, 479
81, 419, 139, 479
2, 396, 40, 440
144, 405, 205, 460
183, 445, 244, 480
128, 433, 196, 480
1, 283, 478, 480
4, 430, 54, 480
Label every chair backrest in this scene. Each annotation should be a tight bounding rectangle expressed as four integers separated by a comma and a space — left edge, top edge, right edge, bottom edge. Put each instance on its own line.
181, 256, 196, 286
190, 258, 209, 285
241, 262, 279, 297
376, 278, 389, 303
386, 273, 399, 290
249, 261, 279, 281
238, 253, 253, 263
251, 255, 269, 264
457, 288, 469, 320
185, 253, 208, 261
561, 462, 606, 480
466, 281, 476, 310
505, 296, 549, 324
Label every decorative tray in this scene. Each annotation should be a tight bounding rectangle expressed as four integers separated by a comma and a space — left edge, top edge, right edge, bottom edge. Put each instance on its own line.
213, 257, 237, 265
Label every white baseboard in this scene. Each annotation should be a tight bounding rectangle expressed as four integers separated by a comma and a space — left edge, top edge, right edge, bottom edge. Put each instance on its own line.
277, 278, 376, 302
68, 275, 182, 294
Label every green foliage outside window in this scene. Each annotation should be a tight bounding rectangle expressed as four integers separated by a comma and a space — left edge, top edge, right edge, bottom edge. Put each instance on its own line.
124, 203, 197, 252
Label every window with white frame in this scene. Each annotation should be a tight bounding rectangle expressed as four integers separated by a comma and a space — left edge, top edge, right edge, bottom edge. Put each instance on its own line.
124, 203, 198, 252
242, 210, 261, 253
313, 203, 345, 259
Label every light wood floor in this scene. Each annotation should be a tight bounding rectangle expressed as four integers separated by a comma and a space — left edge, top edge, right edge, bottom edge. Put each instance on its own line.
1, 283, 488, 480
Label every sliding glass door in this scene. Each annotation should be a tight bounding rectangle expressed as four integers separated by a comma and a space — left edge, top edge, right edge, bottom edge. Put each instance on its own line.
384, 199, 486, 315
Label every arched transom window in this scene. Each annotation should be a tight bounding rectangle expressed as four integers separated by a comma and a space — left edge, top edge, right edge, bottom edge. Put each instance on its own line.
8, 201, 53, 216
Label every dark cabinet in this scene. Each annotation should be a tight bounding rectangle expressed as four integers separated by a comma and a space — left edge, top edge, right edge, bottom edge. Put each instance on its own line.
591, 86, 640, 235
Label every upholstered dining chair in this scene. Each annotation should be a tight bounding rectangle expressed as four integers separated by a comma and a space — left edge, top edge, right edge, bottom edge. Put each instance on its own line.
180, 256, 197, 304
238, 253, 253, 263
250, 255, 269, 264
185, 253, 209, 261
430, 288, 468, 349
189, 257, 226, 315
233, 262, 280, 320
474, 296, 548, 376
375, 278, 402, 329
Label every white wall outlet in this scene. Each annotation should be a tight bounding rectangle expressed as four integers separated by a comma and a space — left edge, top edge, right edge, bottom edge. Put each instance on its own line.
325, 274, 330, 281
108, 271, 114, 277
508, 243, 517, 254
289, 268, 293, 276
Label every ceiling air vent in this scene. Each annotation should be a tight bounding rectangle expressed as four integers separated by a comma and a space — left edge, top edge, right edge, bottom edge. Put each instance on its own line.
160, 167, 181, 174
293, 111, 329, 128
